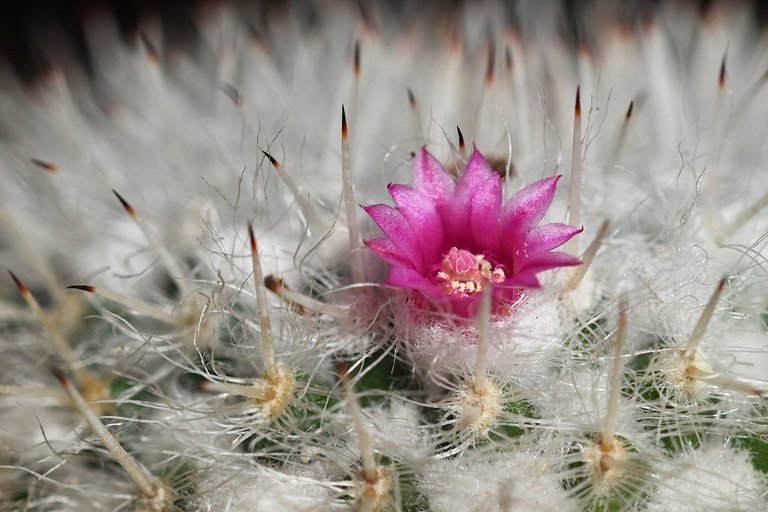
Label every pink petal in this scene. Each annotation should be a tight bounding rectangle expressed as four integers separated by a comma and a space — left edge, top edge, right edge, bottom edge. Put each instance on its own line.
363, 204, 424, 272
501, 175, 560, 235
500, 175, 561, 260
525, 223, 583, 256
385, 265, 436, 293
520, 252, 582, 274
364, 238, 413, 269
412, 148, 454, 207
388, 184, 444, 263
500, 272, 542, 288
445, 147, 501, 247
467, 150, 502, 250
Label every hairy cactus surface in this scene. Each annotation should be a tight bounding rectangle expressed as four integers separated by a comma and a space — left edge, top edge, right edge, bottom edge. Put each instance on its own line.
1, 2, 768, 511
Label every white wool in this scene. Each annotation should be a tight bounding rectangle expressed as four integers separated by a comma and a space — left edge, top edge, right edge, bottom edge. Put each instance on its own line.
419, 446, 579, 512
529, 367, 636, 436
557, 267, 601, 319
407, 288, 566, 387
189, 467, 332, 512
647, 443, 767, 512
367, 400, 431, 463
331, 399, 430, 466
609, 238, 724, 345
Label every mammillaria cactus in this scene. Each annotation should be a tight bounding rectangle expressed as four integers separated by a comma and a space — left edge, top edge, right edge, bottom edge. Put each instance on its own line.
1, 2, 767, 511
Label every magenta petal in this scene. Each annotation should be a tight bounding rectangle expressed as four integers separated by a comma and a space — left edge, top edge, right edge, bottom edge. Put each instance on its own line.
501, 272, 541, 288
362, 204, 424, 272
412, 148, 454, 207
467, 153, 502, 251
501, 175, 560, 235
521, 251, 582, 274
525, 223, 583, 256
445, 147, 500, 246
388, 184, 444, 263
365, 238, 413, 269
385, 265, 437, 293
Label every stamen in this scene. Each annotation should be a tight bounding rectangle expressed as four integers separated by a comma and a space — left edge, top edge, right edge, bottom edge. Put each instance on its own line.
433, 248, 505, 298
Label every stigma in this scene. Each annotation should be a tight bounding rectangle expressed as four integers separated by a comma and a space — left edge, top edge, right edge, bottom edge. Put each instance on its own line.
433, 247, 506, 297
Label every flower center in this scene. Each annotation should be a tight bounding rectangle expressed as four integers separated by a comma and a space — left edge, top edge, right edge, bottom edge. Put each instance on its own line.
433, 247, 506, 297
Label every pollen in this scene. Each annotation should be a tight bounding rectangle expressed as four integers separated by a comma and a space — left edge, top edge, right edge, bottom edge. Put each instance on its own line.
433, 247, 506, 297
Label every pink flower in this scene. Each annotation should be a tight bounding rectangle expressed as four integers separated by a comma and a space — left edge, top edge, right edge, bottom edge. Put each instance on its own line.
363, 147, 582, 319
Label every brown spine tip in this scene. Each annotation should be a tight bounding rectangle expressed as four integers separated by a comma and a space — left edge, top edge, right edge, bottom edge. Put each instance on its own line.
341, 105, 348, 139
111, 190, 135, 217
485, 41, 496, 85
335, 359, 349, 380
51, 367, 68, 387
66, 285, 96, 293
575, 86, 581, 117
407, 88, 416, 108
457, 126, 465, 152
221, 83, 242, 106
8, 270, 28, 294
719, 53, 727, 89
261, 150, 279, 168
716, 277, 727, 292
505, 46, 513, 72
31, 158, 57, 172
247, 222, 256, 253
264, 274, 282, 294
625, 100, 634, 121
353, 40, 360, 76
140, 32, 159, 64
